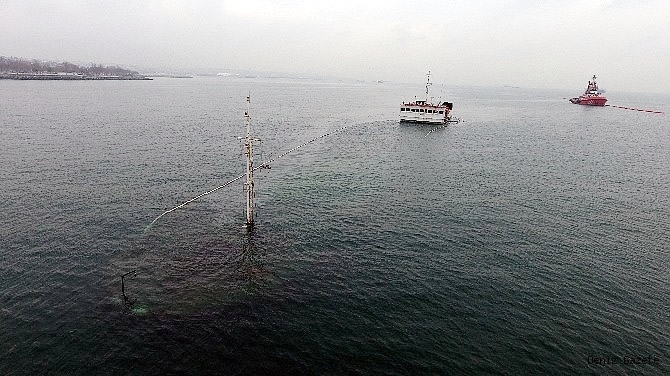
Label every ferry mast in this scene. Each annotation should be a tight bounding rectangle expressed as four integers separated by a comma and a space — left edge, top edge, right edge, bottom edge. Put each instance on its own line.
425, 70, 432, 102
244, 95, 255, 228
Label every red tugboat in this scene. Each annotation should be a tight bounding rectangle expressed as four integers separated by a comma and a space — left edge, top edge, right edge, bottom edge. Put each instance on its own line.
570, 75, 607, 106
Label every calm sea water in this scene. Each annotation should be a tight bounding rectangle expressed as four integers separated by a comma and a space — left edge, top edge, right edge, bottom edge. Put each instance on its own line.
1, 77, 669, 375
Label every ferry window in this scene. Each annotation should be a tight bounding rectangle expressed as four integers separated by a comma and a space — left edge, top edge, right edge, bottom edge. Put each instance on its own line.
412, 109, 417, 112
420, 109, 425, 113
428, 110, 433, 113
400, 108, 405, 111
438, 111, 444, 114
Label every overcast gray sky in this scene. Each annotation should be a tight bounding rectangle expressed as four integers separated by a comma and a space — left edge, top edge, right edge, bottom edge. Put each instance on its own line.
2, 0, 669, 92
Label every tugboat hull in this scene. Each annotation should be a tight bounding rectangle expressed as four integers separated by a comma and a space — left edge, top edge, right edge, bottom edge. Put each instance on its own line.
570, 96, 607, 106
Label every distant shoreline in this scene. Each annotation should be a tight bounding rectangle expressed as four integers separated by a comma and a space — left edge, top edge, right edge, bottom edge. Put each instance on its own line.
0, 72, 151, 80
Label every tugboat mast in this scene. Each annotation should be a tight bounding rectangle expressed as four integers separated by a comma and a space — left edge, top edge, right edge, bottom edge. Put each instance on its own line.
244, 95, 255, 228
590, 74, 598, 92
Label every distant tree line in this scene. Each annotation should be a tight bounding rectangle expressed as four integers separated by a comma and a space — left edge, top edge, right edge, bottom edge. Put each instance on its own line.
0, 56, 140, 76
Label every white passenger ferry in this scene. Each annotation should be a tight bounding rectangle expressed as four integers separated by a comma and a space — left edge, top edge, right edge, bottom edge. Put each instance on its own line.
400, 71, 455, 124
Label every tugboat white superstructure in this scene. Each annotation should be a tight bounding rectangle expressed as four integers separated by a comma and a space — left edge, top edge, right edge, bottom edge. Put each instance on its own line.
400, 71, 455, 124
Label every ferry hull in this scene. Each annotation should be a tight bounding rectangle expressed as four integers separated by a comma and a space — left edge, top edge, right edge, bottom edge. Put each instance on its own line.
399, 103, 453, 124
399, 116, 450, 125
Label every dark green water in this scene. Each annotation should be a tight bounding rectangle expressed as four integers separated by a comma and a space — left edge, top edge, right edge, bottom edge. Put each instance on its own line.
1, 78, 668, 375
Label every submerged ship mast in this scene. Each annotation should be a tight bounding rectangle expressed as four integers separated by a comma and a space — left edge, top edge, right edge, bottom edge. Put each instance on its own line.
147, 95, 356, 231
244, 95, 255, 228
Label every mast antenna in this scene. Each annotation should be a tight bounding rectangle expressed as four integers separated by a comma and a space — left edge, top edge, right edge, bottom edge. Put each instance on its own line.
244, 94, 255, 228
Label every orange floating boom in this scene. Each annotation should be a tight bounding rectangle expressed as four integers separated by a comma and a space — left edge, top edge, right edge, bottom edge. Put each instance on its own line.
605, 104, 664, 114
